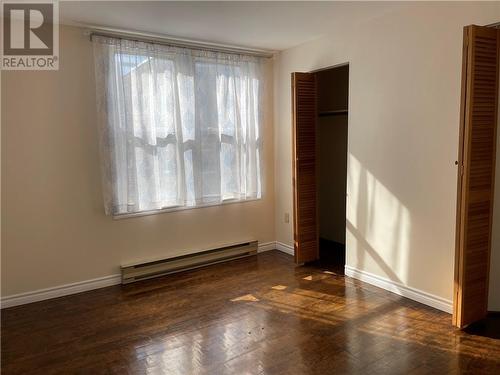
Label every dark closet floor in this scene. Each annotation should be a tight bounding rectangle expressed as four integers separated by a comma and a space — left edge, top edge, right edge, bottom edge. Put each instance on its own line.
311, 238, 346, 275
465, 313, 500, 340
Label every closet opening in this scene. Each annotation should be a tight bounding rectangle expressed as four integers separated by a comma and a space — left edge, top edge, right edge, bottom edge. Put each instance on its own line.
314, 64, 349, 274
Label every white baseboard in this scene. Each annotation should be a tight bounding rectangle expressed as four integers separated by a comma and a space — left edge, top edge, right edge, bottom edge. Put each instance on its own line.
344, 265, 452, 313
257, 241, 277, 252
1, 274, 121, 309
276, 241, 294, 256
2, 241, 293, 309
3, 246, 450, 313
1, 245, 450, 314
258, 241, 294, 256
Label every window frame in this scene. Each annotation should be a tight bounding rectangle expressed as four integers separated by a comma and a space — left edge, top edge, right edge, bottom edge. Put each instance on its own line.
113, 196, 262, 220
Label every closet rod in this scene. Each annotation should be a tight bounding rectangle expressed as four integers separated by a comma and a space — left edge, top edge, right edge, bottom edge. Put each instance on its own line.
84, 26, 275, 58
319, 109, 348, 117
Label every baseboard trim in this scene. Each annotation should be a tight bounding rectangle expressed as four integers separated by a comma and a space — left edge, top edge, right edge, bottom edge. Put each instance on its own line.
258, 241, 294, 256
276, 241, 294, 256
2, 241, 291, 309
1, 274, 121, 309
2, 247, 450, 312
344, 265, 452, 314
257, 241, 276, 252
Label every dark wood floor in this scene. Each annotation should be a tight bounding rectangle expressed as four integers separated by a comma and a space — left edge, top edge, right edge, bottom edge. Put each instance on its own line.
2, 250, 500, 374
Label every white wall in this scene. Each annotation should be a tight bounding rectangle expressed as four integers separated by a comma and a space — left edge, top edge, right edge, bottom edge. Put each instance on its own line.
1, 25, 275, 297
274, 2, 500, 303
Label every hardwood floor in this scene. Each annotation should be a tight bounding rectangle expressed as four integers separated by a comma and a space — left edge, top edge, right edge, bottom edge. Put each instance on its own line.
2, 250, 500, 374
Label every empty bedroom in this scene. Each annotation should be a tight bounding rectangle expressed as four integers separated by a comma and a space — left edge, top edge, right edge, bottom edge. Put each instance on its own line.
2, 1, 500, 374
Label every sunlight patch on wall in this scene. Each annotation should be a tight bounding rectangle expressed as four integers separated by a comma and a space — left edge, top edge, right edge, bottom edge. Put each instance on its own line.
347, 153, 411, 284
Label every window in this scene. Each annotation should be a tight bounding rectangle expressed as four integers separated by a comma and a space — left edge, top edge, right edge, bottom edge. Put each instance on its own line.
92, 36, 264, 216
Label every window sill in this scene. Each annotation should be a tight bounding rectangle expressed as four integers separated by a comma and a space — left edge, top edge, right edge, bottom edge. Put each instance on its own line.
112, 197, 262, 220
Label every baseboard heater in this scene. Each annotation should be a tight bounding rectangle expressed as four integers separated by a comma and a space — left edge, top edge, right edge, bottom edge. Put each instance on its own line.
121, 240, 258, 284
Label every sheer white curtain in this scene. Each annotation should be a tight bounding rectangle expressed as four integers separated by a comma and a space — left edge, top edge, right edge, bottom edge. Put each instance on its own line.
93, 36, 264, 215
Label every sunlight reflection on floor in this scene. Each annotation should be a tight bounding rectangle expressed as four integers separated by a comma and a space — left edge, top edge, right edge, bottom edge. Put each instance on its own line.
231, 294, 260, 302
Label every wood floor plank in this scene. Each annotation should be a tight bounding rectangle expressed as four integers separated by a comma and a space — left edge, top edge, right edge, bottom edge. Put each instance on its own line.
2, 250, 500, 374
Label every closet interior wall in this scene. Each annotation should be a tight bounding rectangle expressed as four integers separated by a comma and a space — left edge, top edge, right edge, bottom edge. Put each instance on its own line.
316, 65, 349, 264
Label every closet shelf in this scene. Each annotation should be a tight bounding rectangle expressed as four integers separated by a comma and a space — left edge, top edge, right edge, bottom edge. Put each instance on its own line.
318, 109, 348, 117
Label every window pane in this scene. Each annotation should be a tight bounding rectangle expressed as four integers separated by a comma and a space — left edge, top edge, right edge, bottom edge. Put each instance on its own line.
118, 53, 148, 75
237, 75, 248, 141
195, 62, 218, 135
158, 143, 178, 206
129, 58, 156, 143
202, 135, 221, 201
184, 149, 195, 206
196, 61, 222, 202
178, 72, 195, 141
217, 66, 237, 137
221, 142, 238, 198
152, 58, 175, 138
252, 76, 260, 141
134, 145, 158, 211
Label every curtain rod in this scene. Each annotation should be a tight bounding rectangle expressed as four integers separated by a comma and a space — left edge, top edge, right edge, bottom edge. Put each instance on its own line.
84, 26, 275, 58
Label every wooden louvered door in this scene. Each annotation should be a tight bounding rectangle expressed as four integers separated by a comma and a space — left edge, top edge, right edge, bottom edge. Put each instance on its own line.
453, 25, 499, 328
292, 72, 319, 264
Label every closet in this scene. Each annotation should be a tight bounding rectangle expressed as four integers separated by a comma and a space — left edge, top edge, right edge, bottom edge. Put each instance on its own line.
291, 64, 349, 270
316, 65, 349, 273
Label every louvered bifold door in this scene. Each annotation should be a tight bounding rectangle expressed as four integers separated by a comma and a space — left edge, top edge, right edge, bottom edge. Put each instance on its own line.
292, 72, 319, 264
453, 25, 499, 328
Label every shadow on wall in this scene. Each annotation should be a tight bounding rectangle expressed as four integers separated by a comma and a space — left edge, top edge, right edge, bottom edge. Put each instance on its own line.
347, 153, 411, 286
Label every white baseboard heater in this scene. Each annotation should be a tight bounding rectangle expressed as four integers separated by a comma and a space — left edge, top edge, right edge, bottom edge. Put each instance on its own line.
121, 240, 258, 284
